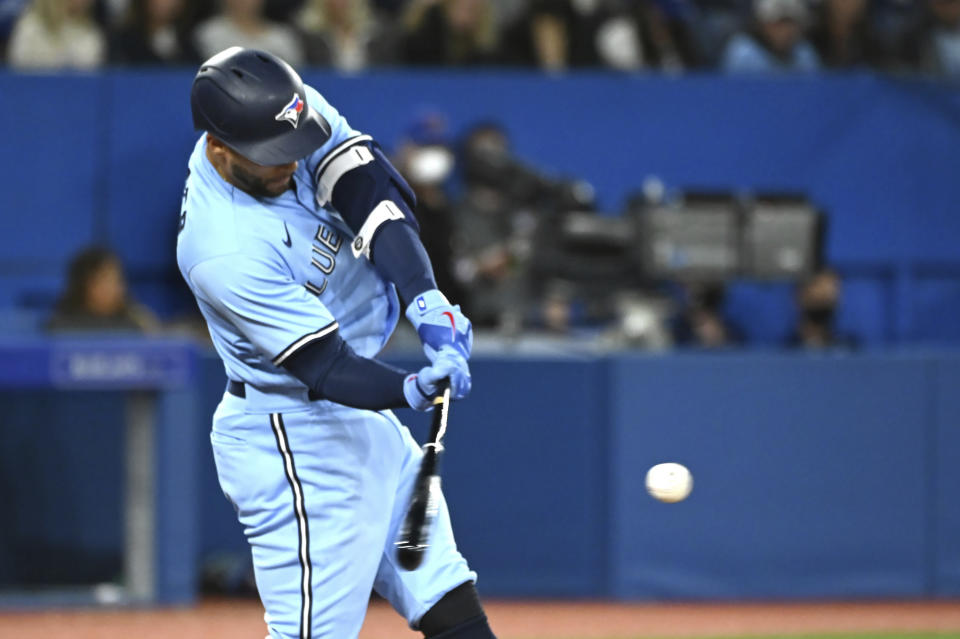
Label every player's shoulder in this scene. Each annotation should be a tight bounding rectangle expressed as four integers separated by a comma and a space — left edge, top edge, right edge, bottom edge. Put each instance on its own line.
177, 138, 239, 263
302, 83, 365, 178
180, 219, 289, 298
178, 202, 285, 276
177, 138, 288, 275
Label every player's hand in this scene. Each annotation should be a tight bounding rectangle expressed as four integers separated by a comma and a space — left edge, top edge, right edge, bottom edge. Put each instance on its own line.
403, 349, 471, 411
405, 289, 473, 362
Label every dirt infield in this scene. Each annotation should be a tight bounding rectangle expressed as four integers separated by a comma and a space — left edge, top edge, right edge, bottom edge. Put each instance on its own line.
0, 598, 958, 638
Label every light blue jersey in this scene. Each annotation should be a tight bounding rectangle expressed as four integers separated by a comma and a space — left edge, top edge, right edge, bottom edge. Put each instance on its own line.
721, 33, 820, 73
178, 85, 400, 402
178, 82, 475, 639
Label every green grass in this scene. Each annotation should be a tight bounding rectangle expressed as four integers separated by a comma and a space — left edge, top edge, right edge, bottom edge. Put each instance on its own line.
578, 634, 960, 639
714, 635, 959, 639
725, 635, 960, 639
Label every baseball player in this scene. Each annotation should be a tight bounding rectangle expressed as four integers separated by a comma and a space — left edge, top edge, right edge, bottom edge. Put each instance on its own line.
176, 47, 496, 639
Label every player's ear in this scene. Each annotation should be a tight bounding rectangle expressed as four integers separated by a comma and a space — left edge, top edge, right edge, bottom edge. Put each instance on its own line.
207, 134, 229, 159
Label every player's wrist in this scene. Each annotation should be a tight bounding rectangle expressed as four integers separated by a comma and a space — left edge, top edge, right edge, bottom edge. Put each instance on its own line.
403, 373, 432, 411
404, 288, 450, 327
404, 288, 473, 362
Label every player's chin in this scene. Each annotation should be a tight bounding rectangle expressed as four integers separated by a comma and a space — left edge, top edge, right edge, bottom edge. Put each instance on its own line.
251, 177, 291, 198
265, 177, 293, 196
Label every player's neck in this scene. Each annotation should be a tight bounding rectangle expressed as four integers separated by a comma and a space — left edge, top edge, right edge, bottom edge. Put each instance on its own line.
206, 142, 241, 191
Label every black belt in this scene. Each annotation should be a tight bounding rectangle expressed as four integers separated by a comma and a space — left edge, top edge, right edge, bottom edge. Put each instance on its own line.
227, 380, 323, 401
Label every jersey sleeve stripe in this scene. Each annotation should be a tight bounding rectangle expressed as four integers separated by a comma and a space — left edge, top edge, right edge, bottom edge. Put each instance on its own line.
313, 134, 373, 184
315, 144, 375, 207
350, 200, 406, 259
271, 321, 340, 366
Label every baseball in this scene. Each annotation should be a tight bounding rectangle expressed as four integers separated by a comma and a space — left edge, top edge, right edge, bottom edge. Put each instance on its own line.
645, 462, 693, 503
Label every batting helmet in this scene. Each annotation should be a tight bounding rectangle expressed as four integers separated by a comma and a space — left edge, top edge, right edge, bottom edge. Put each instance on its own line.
191, 47, 331, 166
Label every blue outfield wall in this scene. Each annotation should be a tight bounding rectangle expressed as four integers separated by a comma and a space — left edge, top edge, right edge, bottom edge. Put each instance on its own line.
934, 357, 960, 595
608, 355, 932, 598
1, 349, 959, 600
2, 71, 960, 344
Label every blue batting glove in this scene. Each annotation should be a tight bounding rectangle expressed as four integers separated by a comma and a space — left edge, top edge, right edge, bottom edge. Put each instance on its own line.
402, 350, 471, 411
405, 289, 473, 362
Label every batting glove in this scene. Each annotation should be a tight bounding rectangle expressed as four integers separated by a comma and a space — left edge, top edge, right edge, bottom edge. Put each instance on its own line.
405, 289, 473, 363
403, 349, 471, 411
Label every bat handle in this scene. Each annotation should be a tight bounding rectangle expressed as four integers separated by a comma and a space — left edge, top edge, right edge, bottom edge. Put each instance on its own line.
395, 378, 452, 571
433, 379, 451, 405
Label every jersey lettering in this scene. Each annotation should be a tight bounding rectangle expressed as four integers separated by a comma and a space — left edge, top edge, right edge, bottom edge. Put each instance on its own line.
311, 246, 335, 274
315, 224, 342, 253
178, 169, 191, 233
305, 280, 327, 297
307, 223, 343, 295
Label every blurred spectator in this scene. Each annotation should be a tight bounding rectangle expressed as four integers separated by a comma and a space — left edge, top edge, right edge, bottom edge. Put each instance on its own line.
721, 0, 820, 72
670, 282, 743, 349
632, 0, 701, 70
261, 0, 306, 22
487, 0, 525, 31
7, 0, 106, 70
786, 268, 857, 350
501, 0, 697, 72
500, 0, 604, 70
451, 121, 535, 331
899, 0, 960, 76
296, 0, 397, 70
401, 0, 499, 66
392, 111, 465, 303
452, 118, 601, 330
47, 246, 160, 333
594, 0, 699, 71
686, 0, 752, 66
540, 280, 575, 333
109, 0, 199, 65
1, 0, 31, 58
96, 0, 133, 26
193, 0, 304, 64
870, 0, 922, 59
370, 0, 404, 16
808, 0, 888, 69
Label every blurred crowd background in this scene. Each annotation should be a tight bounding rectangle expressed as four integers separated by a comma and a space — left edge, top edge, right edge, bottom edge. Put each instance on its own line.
2, 0, 959, 353
2, 0, 960, 76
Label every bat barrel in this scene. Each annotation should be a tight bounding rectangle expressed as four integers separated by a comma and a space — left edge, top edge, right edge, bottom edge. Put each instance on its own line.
395, 475, 442, 570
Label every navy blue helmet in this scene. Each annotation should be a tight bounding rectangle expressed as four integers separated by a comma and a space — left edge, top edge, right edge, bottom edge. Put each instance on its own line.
191, 47, 331, 166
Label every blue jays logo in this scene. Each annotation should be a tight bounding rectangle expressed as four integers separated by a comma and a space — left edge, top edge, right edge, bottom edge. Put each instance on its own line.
275, 93, 304, 128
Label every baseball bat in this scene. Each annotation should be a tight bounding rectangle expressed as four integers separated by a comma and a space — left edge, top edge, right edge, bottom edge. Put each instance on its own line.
395, 380, 451, 571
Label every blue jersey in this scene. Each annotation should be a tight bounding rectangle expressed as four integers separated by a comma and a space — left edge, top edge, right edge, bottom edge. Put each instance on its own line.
177, 85, 401, 391
183, 49, 479, 639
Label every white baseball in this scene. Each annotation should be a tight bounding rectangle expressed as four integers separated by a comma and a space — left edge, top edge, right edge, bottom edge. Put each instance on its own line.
645, 462, 693, 503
